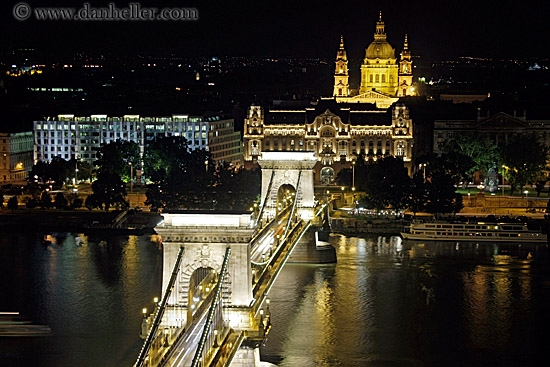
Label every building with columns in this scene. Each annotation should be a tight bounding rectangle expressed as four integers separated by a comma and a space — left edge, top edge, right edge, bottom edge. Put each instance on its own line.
335, 12, 415, 108
243, 99, 413, 183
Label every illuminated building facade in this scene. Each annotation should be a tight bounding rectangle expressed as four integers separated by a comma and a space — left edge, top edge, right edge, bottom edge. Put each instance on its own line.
33, 114, 243, 165
0, 132, 34, 183
334, 12, 414, 108
243, 99, 413, 183
433, 111, 550, 154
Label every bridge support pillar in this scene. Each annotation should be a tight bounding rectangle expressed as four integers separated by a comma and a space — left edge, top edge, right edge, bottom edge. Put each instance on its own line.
155, 213, 255, 329
258, 152, 317, 222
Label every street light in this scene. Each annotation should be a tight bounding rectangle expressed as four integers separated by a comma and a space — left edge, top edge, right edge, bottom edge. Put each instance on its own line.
352, 160, 356, 189
129, 162, 133, 194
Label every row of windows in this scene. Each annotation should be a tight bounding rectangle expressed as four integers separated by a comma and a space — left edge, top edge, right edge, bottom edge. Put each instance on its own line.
36, 121, 215, 132
368, 74, 394, 83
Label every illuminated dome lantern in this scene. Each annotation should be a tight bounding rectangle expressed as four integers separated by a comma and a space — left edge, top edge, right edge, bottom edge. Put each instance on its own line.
359, 11, 399, 96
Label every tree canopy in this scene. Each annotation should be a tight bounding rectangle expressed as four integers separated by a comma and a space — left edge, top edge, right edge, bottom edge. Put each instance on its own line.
359, 157, 411, 210
501, 135, 548, 195
444, 133, 501, 177
94, 140, 141, 180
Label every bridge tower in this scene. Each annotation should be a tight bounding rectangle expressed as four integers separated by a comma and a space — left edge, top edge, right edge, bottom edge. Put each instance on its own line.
257, 152, 317, 223
155, 213, 255, 331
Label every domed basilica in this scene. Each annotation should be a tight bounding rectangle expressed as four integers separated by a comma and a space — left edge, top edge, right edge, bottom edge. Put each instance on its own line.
334, 12, 414, 108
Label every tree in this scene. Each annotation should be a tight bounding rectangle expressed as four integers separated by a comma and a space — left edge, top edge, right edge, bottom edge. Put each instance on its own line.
419, 152, 473, 187
417, 154, 464, 215
66, 193, 83, 209
534, 169, 549, 197
7, 196, 18, 210
353, 153, 369, 191
424, 174, 464, 215
143, 136, 191, 183
336, 168, 352, 186
54, 192, 68, 209
85, 195, 101, 211
71, 197, 83, 210
90, 171, 127, 211
25, 197, 38, 209
28, 158, 73, 188
94, 141, 141, 180
69, 159, 93, 183
444, 133, 501, 179
407, 172, 428, 215
361, 157, 411, 210
39, 192, 53, 209
501, 135, 548, 195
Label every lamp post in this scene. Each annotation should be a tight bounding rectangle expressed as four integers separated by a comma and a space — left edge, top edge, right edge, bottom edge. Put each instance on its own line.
129, 162, 133, 194
352, 160, 356, 190
74, 160, 79, 186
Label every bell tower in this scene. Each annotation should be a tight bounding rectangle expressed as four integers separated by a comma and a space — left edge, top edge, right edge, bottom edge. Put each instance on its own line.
398, 34, 414, 97
333, 35, 350, 97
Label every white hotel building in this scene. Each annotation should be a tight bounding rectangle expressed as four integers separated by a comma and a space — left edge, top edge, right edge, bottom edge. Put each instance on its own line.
33, 114, 243, 165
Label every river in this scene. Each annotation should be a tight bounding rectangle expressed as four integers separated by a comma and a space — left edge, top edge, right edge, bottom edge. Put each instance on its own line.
0, 232, 549, 366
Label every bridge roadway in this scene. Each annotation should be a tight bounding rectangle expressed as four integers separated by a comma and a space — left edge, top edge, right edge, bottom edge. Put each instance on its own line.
161, 308, 208, 366
250, 210, 291, 264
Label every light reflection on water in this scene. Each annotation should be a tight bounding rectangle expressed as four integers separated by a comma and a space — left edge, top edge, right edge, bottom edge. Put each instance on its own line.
261, 234, 550, 367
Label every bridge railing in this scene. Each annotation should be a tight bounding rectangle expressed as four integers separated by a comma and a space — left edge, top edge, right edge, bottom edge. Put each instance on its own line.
251, 218, 306, 298
134, 246, 185, 367
251, 219, 312, 315
283, 170, 302, 239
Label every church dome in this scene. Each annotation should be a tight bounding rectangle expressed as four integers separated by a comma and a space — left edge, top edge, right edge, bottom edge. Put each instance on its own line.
365, 40, 395, 59
364, 11, 395, 60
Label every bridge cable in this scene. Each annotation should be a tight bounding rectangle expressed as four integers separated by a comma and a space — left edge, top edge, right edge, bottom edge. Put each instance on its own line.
191, 247, 232, 367
283, 170, 302, 239
256, 170, 275, 227
134, 246, 185, 367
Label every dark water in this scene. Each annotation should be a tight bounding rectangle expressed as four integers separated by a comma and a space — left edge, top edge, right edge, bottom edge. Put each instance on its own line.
261, 235, 550, 367
1, 232, 549, 367
0, 232, 162, 367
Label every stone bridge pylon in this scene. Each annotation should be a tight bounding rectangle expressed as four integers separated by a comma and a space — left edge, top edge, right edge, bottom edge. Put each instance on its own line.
257, 152, 317, 222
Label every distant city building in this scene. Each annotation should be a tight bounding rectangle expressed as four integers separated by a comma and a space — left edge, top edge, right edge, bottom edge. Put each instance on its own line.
433, 111, 550, 153
334, 12, 415, 108
243, 99, 413, 183
0, 132, 34, 183
33, 114, 243, 166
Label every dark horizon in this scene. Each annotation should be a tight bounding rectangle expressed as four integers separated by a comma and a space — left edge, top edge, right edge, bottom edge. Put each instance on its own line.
2, 0, 550, 60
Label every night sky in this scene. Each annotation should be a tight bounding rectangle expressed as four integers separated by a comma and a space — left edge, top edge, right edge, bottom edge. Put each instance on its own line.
1, 0, 550, 59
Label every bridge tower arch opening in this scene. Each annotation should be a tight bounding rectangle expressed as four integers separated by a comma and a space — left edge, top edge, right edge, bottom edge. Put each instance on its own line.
276, 184, 296, 214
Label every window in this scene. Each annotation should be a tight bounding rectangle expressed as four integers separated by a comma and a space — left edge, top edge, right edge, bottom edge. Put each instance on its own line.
381, 74, 386, 83
396, 141, 405, 156
369, 74, 373, 83
375, 74, 380, 83
320, 166, 335, 185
